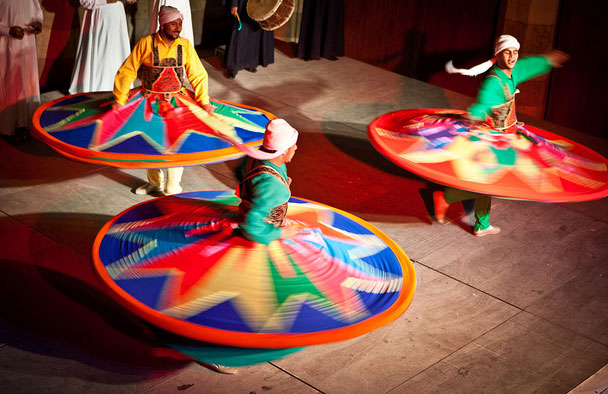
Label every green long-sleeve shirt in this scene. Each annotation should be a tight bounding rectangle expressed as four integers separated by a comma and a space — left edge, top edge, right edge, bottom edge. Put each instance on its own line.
468, 56, 551, 121
236, 159, 290, 245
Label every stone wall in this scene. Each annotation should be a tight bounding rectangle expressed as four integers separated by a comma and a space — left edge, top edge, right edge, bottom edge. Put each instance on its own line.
497, 0, 560, 119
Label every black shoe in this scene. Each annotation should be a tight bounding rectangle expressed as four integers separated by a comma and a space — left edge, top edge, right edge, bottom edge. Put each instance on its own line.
326, 56, 339, 61
245, 67, 258, 73
227, 70, 237, 79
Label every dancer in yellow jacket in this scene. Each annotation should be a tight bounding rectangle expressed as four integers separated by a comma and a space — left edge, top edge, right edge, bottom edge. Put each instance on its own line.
113, 5, 213, 195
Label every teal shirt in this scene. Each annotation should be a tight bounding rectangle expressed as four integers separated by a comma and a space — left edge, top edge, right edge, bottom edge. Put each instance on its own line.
236, 159, 290, 245
469, 56, 551, 120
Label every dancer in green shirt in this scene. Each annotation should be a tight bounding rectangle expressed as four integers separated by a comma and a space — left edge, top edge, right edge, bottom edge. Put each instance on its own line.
236, 118, 300, 244
437, 35, 569, 236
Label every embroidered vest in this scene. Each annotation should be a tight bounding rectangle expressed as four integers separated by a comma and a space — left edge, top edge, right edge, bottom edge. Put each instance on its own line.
238, 164, 290, 227
139, 35, 184, 95
487, 69, 518, 130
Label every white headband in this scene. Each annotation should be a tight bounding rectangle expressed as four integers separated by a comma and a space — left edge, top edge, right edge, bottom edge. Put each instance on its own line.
494, 35, 520, 56
246, 119, 299, 160
159, 6, 183, 26
224, 119, 299, 161
445, 35, 520, 76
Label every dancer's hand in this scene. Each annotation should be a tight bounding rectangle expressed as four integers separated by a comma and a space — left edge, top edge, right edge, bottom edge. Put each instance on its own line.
9, 26, 24, 39
202, 103, 214, 114
545, 50, 570, 68
281, 224, 300, 239
464, 112, 484, 124
26, 22, 42, 35
112, 101, 124, 112
231, 7, 238, 16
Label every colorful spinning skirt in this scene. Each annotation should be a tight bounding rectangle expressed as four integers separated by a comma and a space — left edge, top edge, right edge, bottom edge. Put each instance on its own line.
32, 90, 275, 168
93, 190, 415, 348
368, 109, 608, 202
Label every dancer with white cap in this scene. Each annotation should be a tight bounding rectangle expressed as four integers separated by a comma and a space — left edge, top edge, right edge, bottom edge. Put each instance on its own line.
236, 118, 300, 244
446, 35, 569, 130
434, 35, 569, 236
113, 5, 213, 196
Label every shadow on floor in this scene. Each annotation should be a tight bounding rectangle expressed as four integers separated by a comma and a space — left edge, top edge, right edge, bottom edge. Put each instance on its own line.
0, 258, 191, 381
0, 137, 103, 188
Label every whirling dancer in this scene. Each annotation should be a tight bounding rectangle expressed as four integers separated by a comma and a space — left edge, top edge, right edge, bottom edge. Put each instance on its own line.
435, 35, 569, 236
113, 5, 214, 195
32, 2, 275, 178
93, 117, 415, 352
235, 118, 300, 244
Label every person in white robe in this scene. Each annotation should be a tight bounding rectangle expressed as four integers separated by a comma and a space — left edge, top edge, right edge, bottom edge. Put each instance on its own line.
69, 0, 133, 94
0, 0, 43, 139
150, 0, 194, 45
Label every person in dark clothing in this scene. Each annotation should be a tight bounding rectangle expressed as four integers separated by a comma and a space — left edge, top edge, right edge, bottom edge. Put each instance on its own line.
297, 0, 344, 61
224, 0, 274, 79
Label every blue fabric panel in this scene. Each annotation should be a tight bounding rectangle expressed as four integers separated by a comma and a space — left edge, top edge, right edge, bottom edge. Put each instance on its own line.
289, 302, 345, 332
178, 132, 231, 153
40, 110, 81, 128
356, 288, 400, 315
189, 300, 255, 333
103, 134, 164, 154
48, 123, 97, 148
237, 112, 270, 127
234, 126, 265, 144
116, 276, 168, 309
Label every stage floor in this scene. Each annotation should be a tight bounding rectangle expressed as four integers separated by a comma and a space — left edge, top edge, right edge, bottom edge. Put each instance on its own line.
1, 46, 607, 394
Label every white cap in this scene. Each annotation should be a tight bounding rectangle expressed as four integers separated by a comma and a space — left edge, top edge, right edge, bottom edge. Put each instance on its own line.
494, 35, 520, 56
445, 35, 520, 76
159, 5, 183, 26
236, 119, 299, 160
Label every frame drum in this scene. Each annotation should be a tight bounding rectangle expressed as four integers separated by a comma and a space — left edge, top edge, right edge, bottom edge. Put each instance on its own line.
246, 0, 295, 31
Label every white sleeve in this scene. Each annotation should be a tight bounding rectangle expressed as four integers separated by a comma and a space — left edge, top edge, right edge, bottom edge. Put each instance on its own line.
33, 0, 44, 23
0, 23, 9, 37
0, 2, 10, 35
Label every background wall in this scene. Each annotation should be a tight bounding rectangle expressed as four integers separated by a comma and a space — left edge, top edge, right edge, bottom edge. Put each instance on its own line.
342, 0, 606, 138
344, 0, 501, 99
34, 0, 606, 137
545, 0, 605, 137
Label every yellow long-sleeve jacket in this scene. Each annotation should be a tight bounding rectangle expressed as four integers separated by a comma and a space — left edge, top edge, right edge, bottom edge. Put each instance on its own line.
113, 33, 210, 106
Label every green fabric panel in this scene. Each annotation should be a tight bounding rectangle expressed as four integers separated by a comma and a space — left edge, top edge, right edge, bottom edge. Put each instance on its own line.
490, 146, 516, 165
269, 256, 326, 306
169, 343, 303, 367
